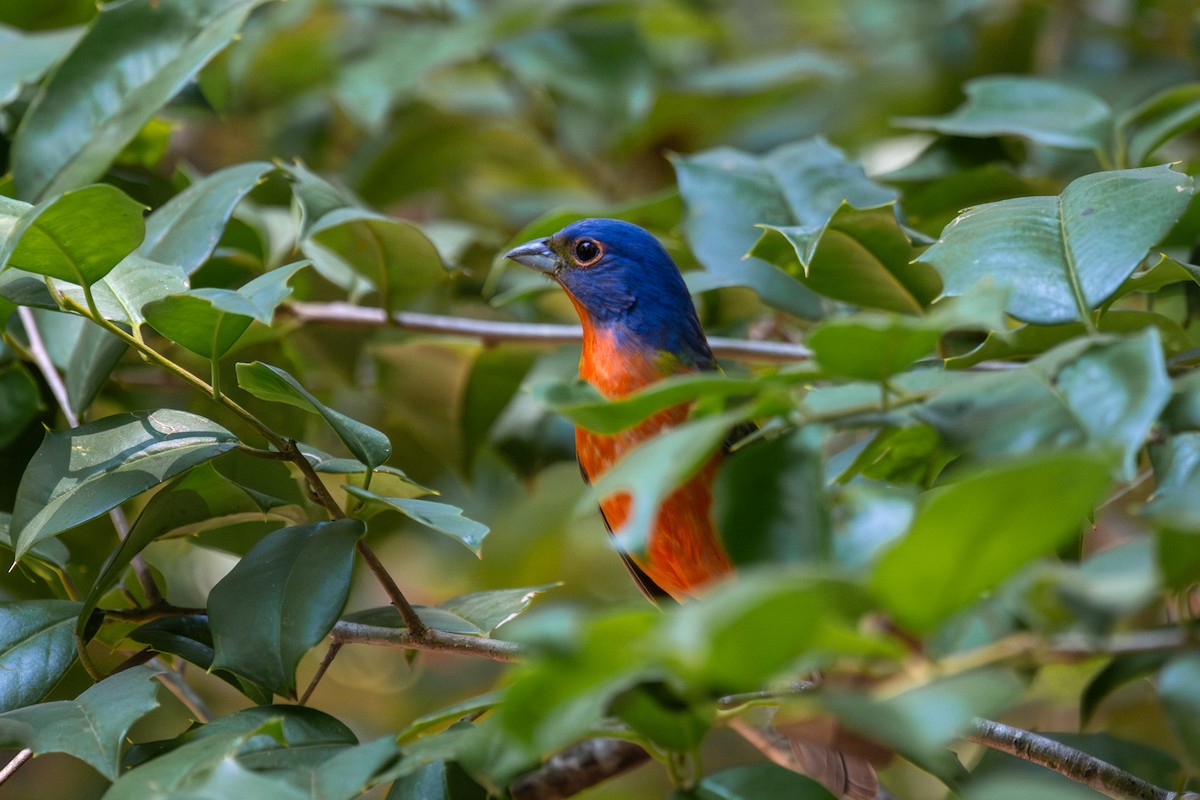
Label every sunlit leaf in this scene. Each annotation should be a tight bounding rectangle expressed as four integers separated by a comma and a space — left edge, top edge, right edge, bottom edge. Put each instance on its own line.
10, 410, 239, 558
344, 487, 488, 556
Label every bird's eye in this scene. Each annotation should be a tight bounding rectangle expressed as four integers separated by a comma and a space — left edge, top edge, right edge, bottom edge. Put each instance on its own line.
573, 238, 602, 265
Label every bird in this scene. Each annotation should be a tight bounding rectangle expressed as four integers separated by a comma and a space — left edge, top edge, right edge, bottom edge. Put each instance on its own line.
506, 218, 879, 800
505, 217, 733, 602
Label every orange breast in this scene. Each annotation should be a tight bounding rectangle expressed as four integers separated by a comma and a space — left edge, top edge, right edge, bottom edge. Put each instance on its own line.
576, 323, 733, 600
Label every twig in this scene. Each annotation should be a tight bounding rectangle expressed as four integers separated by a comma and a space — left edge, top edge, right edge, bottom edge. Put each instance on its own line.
155, 668, 210, 723
330, 620, 521, 662
354, 541, 429, 638
299, 642, 342, 705
509, 738, 651, 800
283, 301, 814, 363
966, 718, 1198, 800
0, 749, 32, 787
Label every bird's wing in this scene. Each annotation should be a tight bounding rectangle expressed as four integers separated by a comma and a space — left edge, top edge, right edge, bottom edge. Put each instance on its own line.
578, 459, 675, 607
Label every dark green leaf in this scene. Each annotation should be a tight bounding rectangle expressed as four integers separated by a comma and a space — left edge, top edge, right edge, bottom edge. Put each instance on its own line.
10, 409, 239, 558
871, 451, 1113, 631
144, 289, 257, 359
1081, 652, 1169, 726
0, 363, 41, 448
63, 323, 125, 416
129, 615, 272, 705
919, 166, 1194, 324
209, 519, 366, 696
79, 463, 295, 640
312, 735, 403, 800
611, 680, 711, 751
11, 0, 271, 200
387, 759, 489, 800
715, 427, 830, 565
0, 599, 80, 713
0, 184, 145, 285
681, 763, 838, 800
344, 487, 488, 556
0, 665, 161, 780
236, 361, 392, 469
896, 76, 1111, 150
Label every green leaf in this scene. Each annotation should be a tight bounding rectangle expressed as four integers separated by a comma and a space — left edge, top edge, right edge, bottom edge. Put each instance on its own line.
397, 690, 505, 741
611, 680, 711, 751
820, 668, 1022, 779
1118, 83, 1200, 167
52, 255, 188, 330
145, 262, 310, 358
1144, 432, 1200, 533
344, 488, 488, 556
63, 323, 126, 416
0, 363, 41, 448
750, 204, 939, 313
104, 720, 304, 800
0, 184, 145, 285
896, 76, 1111, 150
129, 615, 272, 704
79, 463, 293, 640
681, 763, 838, 800
0, 24, 84, 110
0, 599, 80, 713
341, 605, 482, 636
1050, 328, 1170, 479
209, 518, 366, 696
236, 361, 392, 469
387, 760, 489, 800
919, 166, 1194, 324
807, 316, 941, 381
10, 409, 239, 559
675, 137, 897, 317
1081, 652, 1169, 726
301, 209, 446, 310
11, 0, 271, 200
1158, 653, 1200, 766
0, 665, 161, 780
715, 427, 830, 565
871, 450, 1114, 631
139, 161, 278, 274
437, 585, 557, 634
312, 735, 403, 800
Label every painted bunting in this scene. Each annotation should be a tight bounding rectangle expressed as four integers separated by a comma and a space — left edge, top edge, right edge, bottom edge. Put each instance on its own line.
506, 218, 877, 800
505, 218, 733, 602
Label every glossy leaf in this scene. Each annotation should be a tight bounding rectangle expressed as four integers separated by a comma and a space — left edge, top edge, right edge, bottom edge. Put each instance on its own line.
0, 24, 83, 109
130, 615, 272, 705
0, 599, 80, 713
139, 161, 277, 274
751, 204, 939, 314
10, 410, 239, 558
344, 487, 488, 556
871, 451, 1113, 631
1144, 432, 1200, 532
896, 76, 1111, 150
0, 666, 161, 780
209, 519, 366, 696
301, 208, 446, 310
919, 166, 1194, 324
674, 137, 897, 317
398, 691, 505, 741
438, 585, 557, 634
236, 361, 392, 469
807, 316, 941, 381
388, 760, 489, 800
0, 184, 145, 285
79, 464, 294, 640
11, 0, 270, 200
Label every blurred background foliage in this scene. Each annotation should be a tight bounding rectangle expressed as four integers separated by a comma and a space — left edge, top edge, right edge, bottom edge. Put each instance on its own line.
4, 0, 1200, 798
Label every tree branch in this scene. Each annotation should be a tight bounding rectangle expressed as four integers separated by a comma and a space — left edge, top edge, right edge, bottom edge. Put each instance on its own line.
509, 738, 651, 800
0, 749, 32, 787
967, 718, 1199, 800
283, 301, 814, 364
330, 620, 521, 662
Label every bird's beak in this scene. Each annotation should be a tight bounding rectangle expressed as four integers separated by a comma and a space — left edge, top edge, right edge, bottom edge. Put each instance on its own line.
504, 238, 559, 274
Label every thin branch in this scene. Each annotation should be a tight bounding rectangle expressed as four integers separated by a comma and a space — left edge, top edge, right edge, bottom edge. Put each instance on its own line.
0, 749, 32, 787
300, 642, 342, 706
330, 620, 521, 662
509, 738, 651, 800
967, 718, 1199, 800
354, 541, 428, 638
155, 667, 211, 723
283, 301, 814, 364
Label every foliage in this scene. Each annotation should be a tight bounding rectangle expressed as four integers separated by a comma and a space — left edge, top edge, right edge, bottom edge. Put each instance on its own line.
2, 1, 1200, 799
